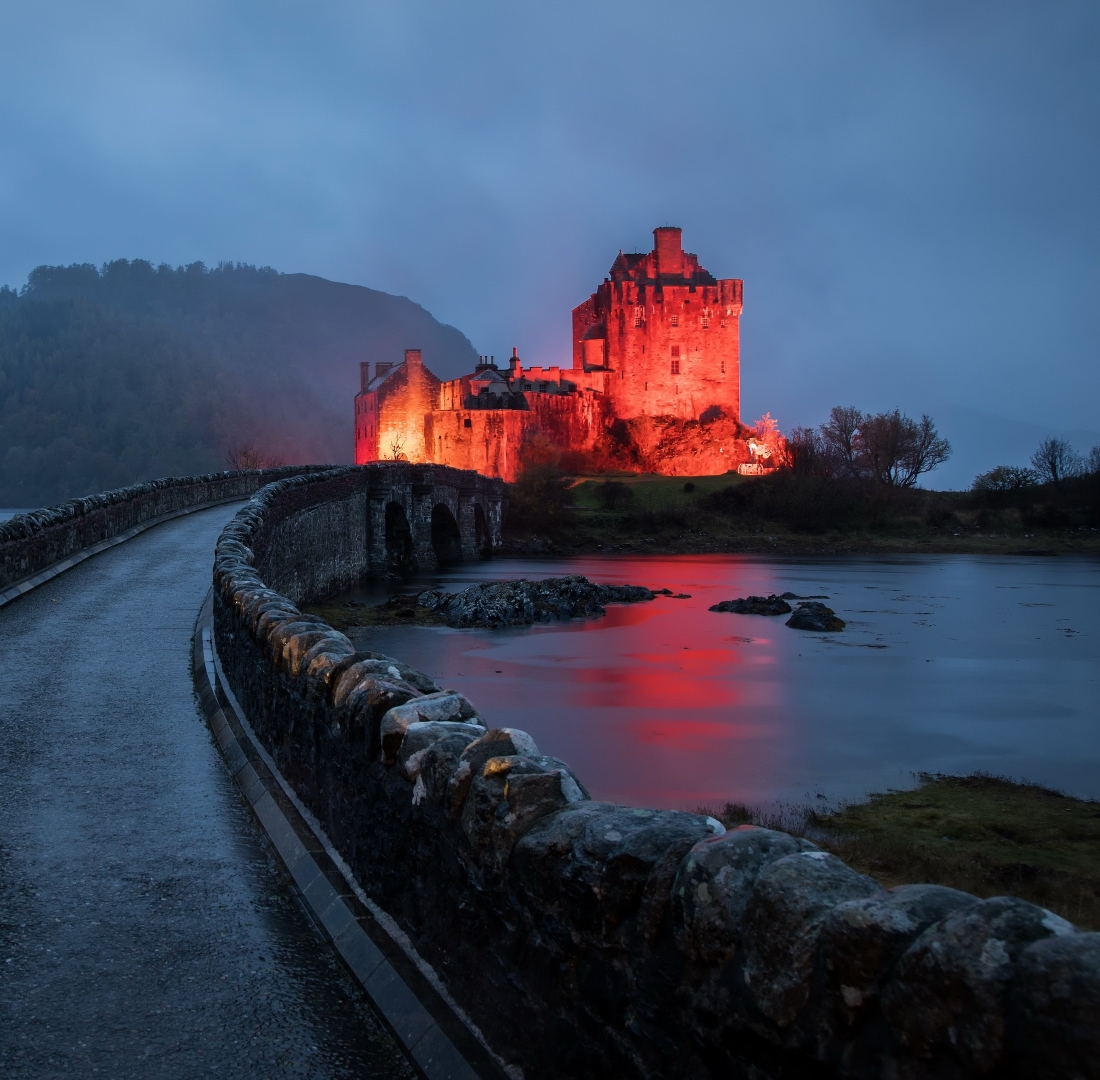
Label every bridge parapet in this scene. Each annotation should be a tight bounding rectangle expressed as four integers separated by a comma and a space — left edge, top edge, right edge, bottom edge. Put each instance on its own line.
0, 465, 328, 602
210, 466, 1098, 1080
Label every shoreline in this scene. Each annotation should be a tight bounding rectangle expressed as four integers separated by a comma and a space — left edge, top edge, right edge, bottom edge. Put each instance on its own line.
502, 528, 1100, 559
711, 773, 1100, 932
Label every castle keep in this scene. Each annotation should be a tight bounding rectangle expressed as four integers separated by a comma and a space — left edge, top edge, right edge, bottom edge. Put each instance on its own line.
355, 227, 768, 480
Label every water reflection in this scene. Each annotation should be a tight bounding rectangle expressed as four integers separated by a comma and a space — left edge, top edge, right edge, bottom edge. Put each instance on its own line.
343, 555, 1100, 812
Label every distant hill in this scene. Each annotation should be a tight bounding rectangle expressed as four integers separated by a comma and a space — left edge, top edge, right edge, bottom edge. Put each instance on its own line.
0, 260, 476, 506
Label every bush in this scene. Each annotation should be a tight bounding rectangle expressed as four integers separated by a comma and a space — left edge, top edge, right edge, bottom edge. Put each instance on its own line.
595, 480, 635, 511
701, 474, 884, 533
926, 505, 962, 528
505, 435, 576, 536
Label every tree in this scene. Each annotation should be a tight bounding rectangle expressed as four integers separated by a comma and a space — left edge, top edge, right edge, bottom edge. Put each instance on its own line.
786, 426, 828, 476
226, 444, 285, 470
820, 406, 863, 477
899, 413, 953, 486
856, 410, 951, 487
972, 465, 1038, 492
1089, 446, 1100, 475
1030, 437, 1083, 485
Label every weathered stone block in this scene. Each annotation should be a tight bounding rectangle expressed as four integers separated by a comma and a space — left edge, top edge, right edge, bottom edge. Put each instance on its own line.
1008, 931, 1100, 1079
742, 851, 880, 1027
881, 895, 1077, 1074
812, 884, 978, 1036
672, 825, 819, 966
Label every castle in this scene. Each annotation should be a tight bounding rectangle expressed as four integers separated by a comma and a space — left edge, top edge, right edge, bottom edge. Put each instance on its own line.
354, 227, 775, 481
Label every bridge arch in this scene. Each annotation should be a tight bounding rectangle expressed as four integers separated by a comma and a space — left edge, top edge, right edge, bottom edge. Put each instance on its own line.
384, 501, 414, 575
430, 504, 463, 566
473, 503, 491, 559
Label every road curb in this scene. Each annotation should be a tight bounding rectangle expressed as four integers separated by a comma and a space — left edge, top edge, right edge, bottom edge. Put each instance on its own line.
0, 497, 246, 609
193, 593, 507, 1080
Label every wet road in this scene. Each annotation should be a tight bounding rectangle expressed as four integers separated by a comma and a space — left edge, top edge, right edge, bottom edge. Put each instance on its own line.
0, 505, 412, 1079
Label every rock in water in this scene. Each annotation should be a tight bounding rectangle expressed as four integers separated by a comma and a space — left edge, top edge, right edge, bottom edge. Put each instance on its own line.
416, 575, 654, 628
709, 595, 792, 616
785, 601, 845, 631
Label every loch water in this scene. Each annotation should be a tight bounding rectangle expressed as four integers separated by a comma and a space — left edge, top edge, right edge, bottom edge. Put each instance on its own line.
341, 554, 1100, 813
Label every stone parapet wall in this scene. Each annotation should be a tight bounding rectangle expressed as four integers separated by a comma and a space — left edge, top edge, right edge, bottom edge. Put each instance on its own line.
0, 466, 330, 592
212, 469, 1099, 1080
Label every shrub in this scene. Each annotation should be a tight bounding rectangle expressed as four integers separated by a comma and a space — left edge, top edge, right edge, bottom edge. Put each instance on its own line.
595, 480, 635, 511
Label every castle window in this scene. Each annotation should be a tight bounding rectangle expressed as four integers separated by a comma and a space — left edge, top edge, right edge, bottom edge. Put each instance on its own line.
464, 418, 472, 428
634, 317, 643, 328
671, 345, 680, 356
721, 360, 726, 374
671, 359, 680, 375
670, 315, 679, 327
702, 315, 710, 328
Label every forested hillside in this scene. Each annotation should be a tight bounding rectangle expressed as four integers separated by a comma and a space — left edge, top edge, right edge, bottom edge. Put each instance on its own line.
0, 260, 476, 506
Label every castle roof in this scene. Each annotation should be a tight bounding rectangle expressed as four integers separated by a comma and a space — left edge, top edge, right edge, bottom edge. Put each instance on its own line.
366, 361, 402, 393
470, 367, 509, 384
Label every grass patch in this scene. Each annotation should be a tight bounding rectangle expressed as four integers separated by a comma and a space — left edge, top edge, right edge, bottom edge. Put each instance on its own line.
710, 773, 1100, 930
303, 595, 446, 632
504, 469, 1100, 556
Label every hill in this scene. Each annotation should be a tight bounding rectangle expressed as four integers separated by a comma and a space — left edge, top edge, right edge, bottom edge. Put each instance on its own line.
0, 260, 476, 506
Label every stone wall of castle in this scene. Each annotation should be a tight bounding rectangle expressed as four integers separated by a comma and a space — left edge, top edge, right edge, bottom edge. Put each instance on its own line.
425, 392, 611, 482
355, 349, 440, 465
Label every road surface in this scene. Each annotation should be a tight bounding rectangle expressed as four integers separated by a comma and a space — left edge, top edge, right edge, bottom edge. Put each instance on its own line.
0, 503, 411, 1079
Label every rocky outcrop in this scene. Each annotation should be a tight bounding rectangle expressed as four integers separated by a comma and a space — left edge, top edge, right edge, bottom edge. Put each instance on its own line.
787, 600, 846, 631
211, 467, 1099, 1080
709, 594, 793, 616
416, 575, 654, 627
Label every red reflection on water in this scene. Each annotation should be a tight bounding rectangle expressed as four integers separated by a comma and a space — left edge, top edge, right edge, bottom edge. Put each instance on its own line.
350, 554, 800, 809
635, 719, 756, 749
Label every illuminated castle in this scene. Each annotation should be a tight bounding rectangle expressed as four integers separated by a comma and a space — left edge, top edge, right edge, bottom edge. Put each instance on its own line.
354, 227, 768, 480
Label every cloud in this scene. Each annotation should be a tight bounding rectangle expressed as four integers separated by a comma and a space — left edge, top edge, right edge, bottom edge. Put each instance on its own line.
1, 0, 1097, 435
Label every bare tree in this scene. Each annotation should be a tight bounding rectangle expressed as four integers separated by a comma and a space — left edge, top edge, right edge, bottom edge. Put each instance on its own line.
899, 414, 952, 486
1087, 446, 1100, 475
785, 426, 825, 475
820, 406, 863, 477
1030, 437, 1083, 485
226, 444, 285, 470
389, 436, 408, 461
851, 410, 951, 487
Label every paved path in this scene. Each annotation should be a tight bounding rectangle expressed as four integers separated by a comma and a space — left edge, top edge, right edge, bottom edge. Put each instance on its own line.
0, 504, 411, 1079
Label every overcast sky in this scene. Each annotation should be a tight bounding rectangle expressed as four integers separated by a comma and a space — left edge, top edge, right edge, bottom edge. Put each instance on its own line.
2, 0, 1097, 439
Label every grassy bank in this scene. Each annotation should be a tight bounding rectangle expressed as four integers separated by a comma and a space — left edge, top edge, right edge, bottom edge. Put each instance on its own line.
503, 470, 1100, 556
714, 774, 1100, 930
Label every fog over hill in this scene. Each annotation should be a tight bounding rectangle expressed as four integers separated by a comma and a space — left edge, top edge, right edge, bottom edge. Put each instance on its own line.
0, 260, 476, 506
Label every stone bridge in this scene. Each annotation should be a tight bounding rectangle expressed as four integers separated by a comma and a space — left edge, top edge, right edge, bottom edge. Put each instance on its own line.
249, 463, 505, 605
364, 462, 504, 574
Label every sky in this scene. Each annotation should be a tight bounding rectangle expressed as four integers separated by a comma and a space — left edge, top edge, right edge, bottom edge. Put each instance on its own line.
1, 0, 1098, 479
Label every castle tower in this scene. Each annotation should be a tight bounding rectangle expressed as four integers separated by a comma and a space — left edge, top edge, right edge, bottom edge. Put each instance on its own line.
570, 227, 743, 423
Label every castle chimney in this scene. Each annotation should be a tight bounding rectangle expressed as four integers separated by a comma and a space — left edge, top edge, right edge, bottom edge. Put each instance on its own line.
359, 361, 370, 394
654, 226, 684, 278
509, 347, 520, 375
405, 349, 422, 367
376, 362, 393, 380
